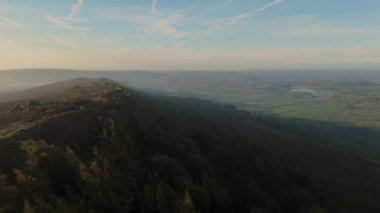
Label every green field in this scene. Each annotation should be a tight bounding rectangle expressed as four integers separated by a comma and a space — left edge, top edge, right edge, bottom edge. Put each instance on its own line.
121, 71, 380, 128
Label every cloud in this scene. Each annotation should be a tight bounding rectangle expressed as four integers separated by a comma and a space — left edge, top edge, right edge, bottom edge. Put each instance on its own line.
197, 0, 283, 37
69, 0, 85, 19
0, 16, 24, 29
117, 13, 186, 39
46, 0, 89, 37
151, 0, 158, 15
45, 15, 89, 37
205, 0, 233, 13
100, 0, 284, 42
143, 14, 186, 38
181, 10, 257, 42
213, 12, 254, 26
146, 1, 187, 38
190, 12, 253, 39
256, 0, 284, 12
102, 5, 186, 39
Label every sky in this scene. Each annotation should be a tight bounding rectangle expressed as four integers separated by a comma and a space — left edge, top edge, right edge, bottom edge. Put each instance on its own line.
0, 0, 379, 71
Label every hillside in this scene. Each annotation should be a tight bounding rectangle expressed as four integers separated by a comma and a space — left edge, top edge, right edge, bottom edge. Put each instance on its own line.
0, 78, 380, 212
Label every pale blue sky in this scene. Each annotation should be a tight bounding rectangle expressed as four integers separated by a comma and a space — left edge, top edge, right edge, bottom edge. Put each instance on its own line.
0, 0, 379, 70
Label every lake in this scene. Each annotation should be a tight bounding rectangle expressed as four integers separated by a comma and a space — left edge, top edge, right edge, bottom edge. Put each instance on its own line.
290, 87, 331, 100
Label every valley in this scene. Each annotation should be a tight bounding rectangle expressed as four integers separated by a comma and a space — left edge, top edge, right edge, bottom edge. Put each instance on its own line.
2, 70, 380, 162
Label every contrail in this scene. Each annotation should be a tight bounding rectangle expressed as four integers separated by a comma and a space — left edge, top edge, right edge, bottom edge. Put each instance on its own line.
256, 0, 284, 12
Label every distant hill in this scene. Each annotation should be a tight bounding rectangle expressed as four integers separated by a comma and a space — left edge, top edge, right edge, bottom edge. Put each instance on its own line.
0, 78, 380, 212
0, 78, 123, 103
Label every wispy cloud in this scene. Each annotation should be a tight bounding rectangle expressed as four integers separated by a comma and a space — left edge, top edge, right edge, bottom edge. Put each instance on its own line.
69, 0, 85, 19
46, 0, 89, 37
198, 12, 254, 36
256, 0, 284, 12
205, 0, 233, 13
45, 15, 89, 37
103, 3, 187, 39
100, 0, 284, 42
147, 0, 187, 38
0, 16, 24, 29
151, 0, 158, 15
203, 0, 284, 35
107, 12, 186, 39
144, 13, 186, 38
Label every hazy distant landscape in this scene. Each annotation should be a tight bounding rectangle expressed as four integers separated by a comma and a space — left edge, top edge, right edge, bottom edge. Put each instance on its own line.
2, 69, 380, 162
2, 69, 380, 127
